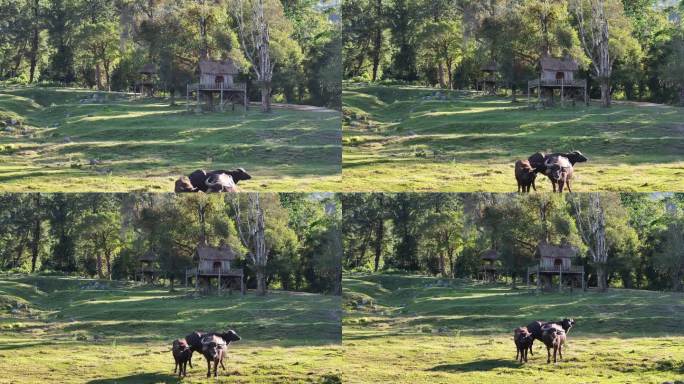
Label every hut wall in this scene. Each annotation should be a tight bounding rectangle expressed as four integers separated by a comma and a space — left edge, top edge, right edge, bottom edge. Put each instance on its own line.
542, 70, 574, 82
199, 259, 231, 273
541, 257, 571, 270
200, 74, 234, 87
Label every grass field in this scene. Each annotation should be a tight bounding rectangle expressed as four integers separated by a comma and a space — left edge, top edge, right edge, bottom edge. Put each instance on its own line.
343, 85, 684, 192
0, 87, 341, 192
0, 275, 342, 383
343, 274, 684, 384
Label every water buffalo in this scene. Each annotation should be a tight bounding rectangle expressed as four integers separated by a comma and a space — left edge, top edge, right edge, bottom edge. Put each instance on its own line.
544, 156, 573, 193
187, 168, 251, 192
515, 160, 537, 193
541, 324, 566, 363
172, 339, 192, 377
185, 330, 241, 369
201, 334, 227, 377
513, 327, 535, 363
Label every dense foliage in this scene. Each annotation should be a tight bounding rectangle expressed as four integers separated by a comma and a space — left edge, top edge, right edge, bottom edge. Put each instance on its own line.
0, 0, 341, 108
342, 193, 684, 291
0, 192, 342, 294
343, 0, 684, 105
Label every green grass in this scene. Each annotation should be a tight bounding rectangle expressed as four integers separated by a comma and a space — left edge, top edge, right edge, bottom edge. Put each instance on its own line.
342, 274, 684, 383
342, 85, 684, 192
0, 87, 341, 192
0, 275, 342, 383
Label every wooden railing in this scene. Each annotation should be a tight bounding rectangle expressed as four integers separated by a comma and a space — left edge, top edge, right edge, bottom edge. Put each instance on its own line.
528, 264, 584, 274
188, 82, 246, 92
528, 79, 587, 88
185, 267, 244, 277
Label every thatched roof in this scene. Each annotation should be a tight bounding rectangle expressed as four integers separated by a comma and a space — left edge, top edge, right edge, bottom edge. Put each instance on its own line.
197, 243, 237, 261
481, 249, 499, 261
535, 241, 577, 259
480, 61, 498, 72
199, 59, 239, 75
540, 56, 578, 72
138, 63, 157, 74
139, 249, 157, 262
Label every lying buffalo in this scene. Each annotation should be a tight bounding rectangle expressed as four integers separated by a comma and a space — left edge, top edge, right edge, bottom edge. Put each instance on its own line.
174, 168, 251, 193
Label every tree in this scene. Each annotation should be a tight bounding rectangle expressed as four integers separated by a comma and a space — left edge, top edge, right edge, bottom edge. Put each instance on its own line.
233, 0, 277, 112
231, 193, 270, 295
75, 21, 120, 90
417, 20, 462, 88
655, 213, 684, 291
77, 209, 122, 279
571, 0, 637, 107
570, 193, 610, 291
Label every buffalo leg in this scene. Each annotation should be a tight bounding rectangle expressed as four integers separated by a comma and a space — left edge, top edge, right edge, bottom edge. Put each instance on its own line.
516, 347, 520, 362
220, 358, 226, 370
553, 345, 558, 363
523, 347, 528, 363
174, 361, 178, 374
207, 360, 211, 378
188, 351, 193, 368
559, 344, 563, 361
532, 179, 537, 192
214, 360, 219, 377
566, 180, 572, 193
546, 347, 551, 364
529, 340, 534, 356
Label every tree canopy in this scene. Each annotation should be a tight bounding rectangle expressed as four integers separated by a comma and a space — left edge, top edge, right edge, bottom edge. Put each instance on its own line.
343, 0, 684, 105
342, 193, 684, 291
0, 192, 341, 295
0, 0, 341, 108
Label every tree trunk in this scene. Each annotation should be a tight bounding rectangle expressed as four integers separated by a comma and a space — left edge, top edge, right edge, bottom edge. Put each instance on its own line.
105, 252, 111, 280
371, 0, 383, 82
30, 218, 41, 273
169, 276, 175, 292
438, 62, 446, 88
600, 77, 611, 107
28, 0, 40, 83
595, 264, 607, 291
256, 267, 267, 296
373, 219, 383, 272
95, 62, 102, 90
260, 82, 271, 113
96, 254, 103, 278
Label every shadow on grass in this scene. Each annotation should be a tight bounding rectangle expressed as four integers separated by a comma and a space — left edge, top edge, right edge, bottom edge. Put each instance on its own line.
427, 359, 519, 372
86, 373, 180, 384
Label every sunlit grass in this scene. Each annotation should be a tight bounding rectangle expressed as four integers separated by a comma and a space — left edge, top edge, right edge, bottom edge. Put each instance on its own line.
0, 275, 342, 383
342, 85, 684, 192
342, 274, 684, 383
0, 87, 341, 192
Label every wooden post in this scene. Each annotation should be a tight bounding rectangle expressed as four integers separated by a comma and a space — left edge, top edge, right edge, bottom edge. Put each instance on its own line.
240, 272, 245, 295
218, 267, 221, 296
584, 82, 588, 106
526, 267, 530, 288
197, 85, 200, 110
561, 79, 564, 107
220, 83, 223, 112
559, 266, 562, 292
186, 84, 189, 112
195, 269, 199, 292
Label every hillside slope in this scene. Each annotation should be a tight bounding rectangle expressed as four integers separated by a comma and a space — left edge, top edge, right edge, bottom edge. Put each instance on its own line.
0, 275, 342, 383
